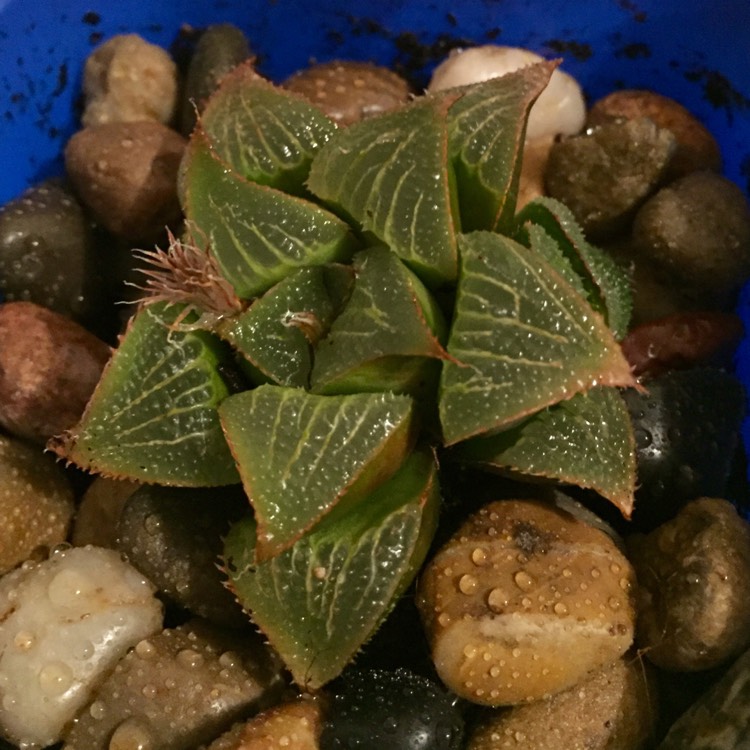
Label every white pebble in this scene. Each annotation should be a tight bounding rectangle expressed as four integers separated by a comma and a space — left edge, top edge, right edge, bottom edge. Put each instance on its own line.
0, 546, 163, 748
428, 45, 586, 141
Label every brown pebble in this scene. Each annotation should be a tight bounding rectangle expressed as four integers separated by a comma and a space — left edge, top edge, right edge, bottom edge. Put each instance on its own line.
65, 120, 186, 241
0, 301, 111, 444
283, 60, 412, 126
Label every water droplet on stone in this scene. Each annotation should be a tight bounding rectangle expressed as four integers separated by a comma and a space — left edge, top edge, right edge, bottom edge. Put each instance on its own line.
619, 577, 631, 591
458, 574, 478, 595
143, 514, 161, 535
109, 717, 155, 750
562, 567, 573, 578
47, 567, 96, 607
513, 571, 535, 591
610, 563, 621, 575
176, 648, 204, 669
471, 547, 488, 566
39, 661, 73, 695
13, 630, 35, 651
218, 651, 239, 669
437, 612, 451, 627
135, 639, 157, 660
487, 588, 508, 612
89, 700, 107, 720
142, 684, 158, 699
554, 602, 569, 616
590, 567, 601, 579
608, 597, 621, 610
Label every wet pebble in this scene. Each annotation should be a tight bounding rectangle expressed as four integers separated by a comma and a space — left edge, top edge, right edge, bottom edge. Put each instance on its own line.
62, 619, 287, 749
71, 477, 140, 549
545, 118, 675, 240
0, 545, 163, 748
0, 434, 74, 575
466, 656, 657, 749
622, 367, 745, 530
628, 497, 750, 671
115, 485, 249, 628
417, 499, 636, 706
587, 89, 722, 181
0, 179, 100, 323
320, 667, 464, 750
0, 301, 111, 444
206, 696, 323, 750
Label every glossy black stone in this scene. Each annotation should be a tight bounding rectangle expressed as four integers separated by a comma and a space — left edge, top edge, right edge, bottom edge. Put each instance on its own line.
320, 667, 464, 750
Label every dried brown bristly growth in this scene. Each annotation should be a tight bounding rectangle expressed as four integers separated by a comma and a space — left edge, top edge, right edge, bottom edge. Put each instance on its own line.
131, 228, 244, 325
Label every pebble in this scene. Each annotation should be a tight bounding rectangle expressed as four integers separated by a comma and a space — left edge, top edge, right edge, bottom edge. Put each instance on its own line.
0, 546, 163, 748
417, 499, 636, 706
82, 34, 178, 127
544, 117, 676, 240
0, 301, 111, 444
206, 697, 323, 750
0, 434, 74, 575
64, 120, 186, 242
62, 619, 286, 749
628, 497, 750, 671
631, 171, 750, 306
115, 485, 249, 628
466, 656, 657, 749
0, 179, 99, 323
284, 60, 412, 126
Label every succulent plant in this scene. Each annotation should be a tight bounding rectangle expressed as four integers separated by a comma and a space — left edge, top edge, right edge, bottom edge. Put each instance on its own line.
52, 59, 638, 689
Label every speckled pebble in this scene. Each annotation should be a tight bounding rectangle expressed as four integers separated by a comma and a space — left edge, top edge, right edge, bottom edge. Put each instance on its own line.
82, 34, 178, 127
0, 179, 99, 323
466, 656, 657, 749
0, 434, 74, 575
205, 697, 323, 750
62, 619, 287, 749
545, 118, 676, 240
283, 60, 412, 126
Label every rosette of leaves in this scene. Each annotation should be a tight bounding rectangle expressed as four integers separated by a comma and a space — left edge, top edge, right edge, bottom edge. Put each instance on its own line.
53, 59, 638, 689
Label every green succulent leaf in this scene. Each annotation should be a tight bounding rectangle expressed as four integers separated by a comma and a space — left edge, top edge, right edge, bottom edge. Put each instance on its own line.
181, 128, 359, 299
515, 197, 633, 339
218, 385, 417, 560
311, 247, 448, 395
446, 61, 557, 234
224, 448, 440, 689
456, 387, 636, 516
439, 231, 636, 445
307, 95, 459, 287
50, 303, 239, 486
199, 60, 337, 195
216, 264, 354, 387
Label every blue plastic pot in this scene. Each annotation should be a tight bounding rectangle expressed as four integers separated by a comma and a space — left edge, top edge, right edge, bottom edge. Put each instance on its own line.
1, 0, 750, 471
